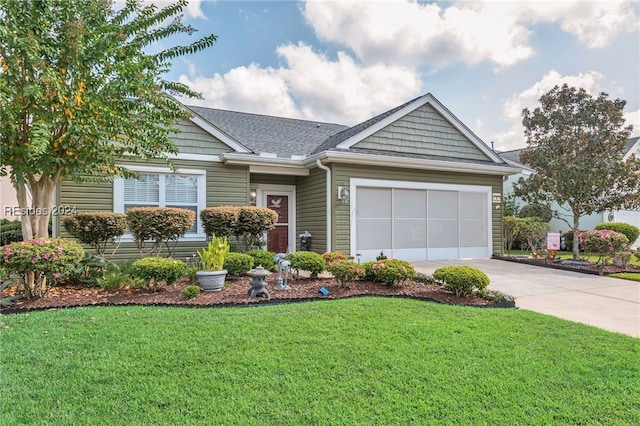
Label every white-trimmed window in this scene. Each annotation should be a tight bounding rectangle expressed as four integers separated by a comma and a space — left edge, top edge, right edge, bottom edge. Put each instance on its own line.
114, 166, 206, 241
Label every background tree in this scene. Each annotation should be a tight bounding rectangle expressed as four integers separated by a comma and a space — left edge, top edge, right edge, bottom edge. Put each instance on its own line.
513, 84, 640, 259
0, 0, 217, 240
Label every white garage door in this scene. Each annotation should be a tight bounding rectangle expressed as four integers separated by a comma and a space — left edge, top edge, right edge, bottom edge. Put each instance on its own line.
352, 180, 491, 262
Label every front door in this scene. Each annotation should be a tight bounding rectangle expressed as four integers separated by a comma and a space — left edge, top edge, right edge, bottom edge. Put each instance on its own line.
261, 189, 295, 253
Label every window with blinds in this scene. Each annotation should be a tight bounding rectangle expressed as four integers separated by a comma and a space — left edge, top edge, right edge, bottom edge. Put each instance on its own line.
123, 173, 200, 235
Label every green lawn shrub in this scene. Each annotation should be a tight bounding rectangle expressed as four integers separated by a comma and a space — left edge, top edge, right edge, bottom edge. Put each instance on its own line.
286, 251, 325, 278
96, 271, 134, 291
126, 207, 195, 257
595, 222, 639, 247
223, 252, 254, 275
363, 259, 416, 286
200, 206, 239, 239
182, 285, 201, 299
235, 206, 278, 251
131, 257, 188, 291
0, 238, 84, 297
62, 212, 127, 257
326, 260, 363, 288
322, 251, 348, 266
432, 265, 490, 297
200, 206, 278, 251
0, 218, 22, 245
246, 250, 276, 270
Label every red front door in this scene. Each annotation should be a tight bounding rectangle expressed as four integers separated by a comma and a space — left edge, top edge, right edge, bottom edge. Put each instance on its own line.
266, 194, 289, 253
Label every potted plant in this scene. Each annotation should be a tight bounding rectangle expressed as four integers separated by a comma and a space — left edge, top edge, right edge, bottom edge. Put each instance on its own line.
196, 234, 230, 292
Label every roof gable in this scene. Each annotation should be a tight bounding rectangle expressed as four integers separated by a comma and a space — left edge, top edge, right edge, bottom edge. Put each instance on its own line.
313, 93, 503, 163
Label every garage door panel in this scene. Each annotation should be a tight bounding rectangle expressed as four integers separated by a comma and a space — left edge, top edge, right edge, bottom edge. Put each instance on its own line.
460, 220, 487, 247
357, 187, 391, 218
428, 219, 459, 248
394, 219, 427, 248
357, 218, 391, 250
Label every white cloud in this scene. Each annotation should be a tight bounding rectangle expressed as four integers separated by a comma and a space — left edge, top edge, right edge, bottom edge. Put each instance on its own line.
624, 108, 640, 136
301, 0, 639, 70
493, 70, 605, 150
179, 43, 422, 124
302, 0, 533, 69
517, 0, 639, 48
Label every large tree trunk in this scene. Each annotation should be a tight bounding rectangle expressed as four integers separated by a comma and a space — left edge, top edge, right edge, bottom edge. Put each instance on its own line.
572, 214, 581, 260
14, 175, 57, 297
16, 175, 55, 240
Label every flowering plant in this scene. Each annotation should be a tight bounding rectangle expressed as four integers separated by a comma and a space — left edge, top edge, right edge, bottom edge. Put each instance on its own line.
577, 230, 628, 266
363, 258, 416, 286
326, 260, 363, 288
0, 238, 84, 297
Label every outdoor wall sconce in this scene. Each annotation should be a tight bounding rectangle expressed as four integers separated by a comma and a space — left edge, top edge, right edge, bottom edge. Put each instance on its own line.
337, 186, 350, 204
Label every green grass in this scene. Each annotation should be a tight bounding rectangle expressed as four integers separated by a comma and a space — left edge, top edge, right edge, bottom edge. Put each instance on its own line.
610, 272, 640, 282
1, 298, 638, 425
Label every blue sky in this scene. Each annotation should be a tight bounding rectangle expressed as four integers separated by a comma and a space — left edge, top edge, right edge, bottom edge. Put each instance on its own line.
154, 0, 639, 151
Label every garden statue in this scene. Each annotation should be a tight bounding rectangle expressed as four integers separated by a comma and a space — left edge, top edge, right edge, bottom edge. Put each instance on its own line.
274, 253, 291, 291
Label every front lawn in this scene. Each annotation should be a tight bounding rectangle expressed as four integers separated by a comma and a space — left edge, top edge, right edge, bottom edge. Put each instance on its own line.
610, 272, 640, 282
1, 298, 638, 424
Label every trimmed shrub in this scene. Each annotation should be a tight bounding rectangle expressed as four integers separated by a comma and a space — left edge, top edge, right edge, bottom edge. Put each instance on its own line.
503, 216, 519, 252
519, 203, 552, 223
432, 265, 490, 297
235, 206, 278, 251
0, 219, 22, 245
285, 251, 325, 278
246, 250, 277, 270
595, 222, 639, 247
578, 230, 629, 265
363, 258, 416, 286
131, 257, 188, 291
0, 238, 84, 297
200, 206, 239, 239
62, 212, 127, 257
126, 207, 195, 257
326, 260, 363, 288
223, 252, 254, 276
517, 217, 550, 252
322, 251, 348, 266
182, 285, 201, 299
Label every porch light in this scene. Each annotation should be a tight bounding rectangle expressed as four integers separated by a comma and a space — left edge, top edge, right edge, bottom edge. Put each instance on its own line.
337, 186, 350, 204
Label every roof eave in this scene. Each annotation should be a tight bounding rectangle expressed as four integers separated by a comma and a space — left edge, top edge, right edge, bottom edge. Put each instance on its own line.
305, 151, 520, 176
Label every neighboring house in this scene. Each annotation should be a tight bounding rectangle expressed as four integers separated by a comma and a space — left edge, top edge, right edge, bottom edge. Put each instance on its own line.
0, 169, 32, 220
501, 136, 640, 245
55, 93, 518, 261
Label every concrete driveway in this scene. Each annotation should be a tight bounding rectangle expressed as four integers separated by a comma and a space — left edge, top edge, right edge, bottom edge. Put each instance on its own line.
412, 259, 640, 338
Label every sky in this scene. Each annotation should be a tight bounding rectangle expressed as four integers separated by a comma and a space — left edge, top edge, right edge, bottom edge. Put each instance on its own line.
151, 0, 639, 151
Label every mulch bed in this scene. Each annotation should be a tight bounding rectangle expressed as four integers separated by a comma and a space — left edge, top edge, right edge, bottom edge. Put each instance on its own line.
1, 274, 501, 314
494, 255, 640, 276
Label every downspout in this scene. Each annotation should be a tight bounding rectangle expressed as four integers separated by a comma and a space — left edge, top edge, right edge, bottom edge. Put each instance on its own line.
316, 159, 332, 252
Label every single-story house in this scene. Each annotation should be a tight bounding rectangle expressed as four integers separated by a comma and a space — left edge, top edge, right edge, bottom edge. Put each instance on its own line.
55, 93, 519, 262
501, 136, 640, 246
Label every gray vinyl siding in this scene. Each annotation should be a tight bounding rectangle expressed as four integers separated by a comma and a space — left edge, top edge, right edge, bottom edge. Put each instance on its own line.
295, 167, 327, 253
172, 119, 233, 156
57, 158, 249, 262
332, 164, 503, 255
354, 104, 488, 161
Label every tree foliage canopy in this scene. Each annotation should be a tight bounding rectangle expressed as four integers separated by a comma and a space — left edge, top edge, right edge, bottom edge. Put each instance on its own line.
513, 84, 639, 258
0, 0, 217, 239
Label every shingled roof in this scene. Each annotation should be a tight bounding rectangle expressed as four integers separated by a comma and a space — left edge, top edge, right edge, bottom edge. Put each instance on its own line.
187, 106, 348, 157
